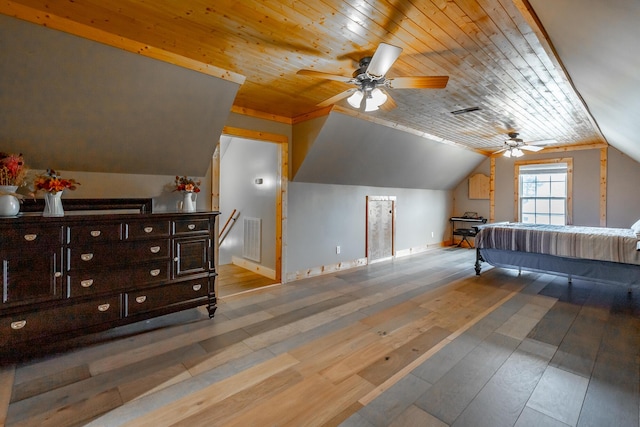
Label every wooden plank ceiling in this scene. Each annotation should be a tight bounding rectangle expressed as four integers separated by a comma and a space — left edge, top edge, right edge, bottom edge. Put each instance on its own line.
1, 0, 606, 154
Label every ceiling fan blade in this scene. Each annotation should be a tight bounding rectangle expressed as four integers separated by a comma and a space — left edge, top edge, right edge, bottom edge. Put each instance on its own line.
316, 89, 357, 107
521, 145, 544, 152
366, 43, 403, 78
378, 90, 397, 111
388, 76, 449, 89
297, 69, 352, 83
492, 147, 507, 155
527, 139, 557, 146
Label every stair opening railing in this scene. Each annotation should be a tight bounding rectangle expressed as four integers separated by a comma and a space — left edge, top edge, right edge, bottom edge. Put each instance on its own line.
219, 209, 240, 244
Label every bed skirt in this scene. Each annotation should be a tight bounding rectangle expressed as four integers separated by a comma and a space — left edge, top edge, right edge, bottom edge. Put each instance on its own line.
475, 248, 640, 288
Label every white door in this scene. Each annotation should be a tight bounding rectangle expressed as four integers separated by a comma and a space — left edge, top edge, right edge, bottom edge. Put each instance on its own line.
367, 196, 395, 263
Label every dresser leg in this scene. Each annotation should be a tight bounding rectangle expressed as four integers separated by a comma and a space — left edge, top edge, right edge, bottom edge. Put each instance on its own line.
207, 297, 217, 318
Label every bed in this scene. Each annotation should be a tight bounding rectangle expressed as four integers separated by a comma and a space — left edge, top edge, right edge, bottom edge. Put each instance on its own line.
474, 222, 640, 289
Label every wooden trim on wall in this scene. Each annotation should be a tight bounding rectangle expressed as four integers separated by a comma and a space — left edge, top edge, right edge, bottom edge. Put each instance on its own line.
0, 1, 245, 84
600, 147, 607, 226
211, 144, 221, 298
511, 0, 608, 145
490, 157, 496, 222
219, 126, 288, 283
230, 106, 292, 125
486, 141, 608, 158
291, 106, 333, 124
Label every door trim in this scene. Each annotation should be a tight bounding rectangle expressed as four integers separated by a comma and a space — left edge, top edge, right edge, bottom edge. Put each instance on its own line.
212, 126, 288, 286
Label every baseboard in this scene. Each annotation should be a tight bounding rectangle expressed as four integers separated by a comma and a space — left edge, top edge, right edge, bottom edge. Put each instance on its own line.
231, 256, 276, 280
395, 242, 444, 258
284, 242, 448, 282
285, 257, 368, 282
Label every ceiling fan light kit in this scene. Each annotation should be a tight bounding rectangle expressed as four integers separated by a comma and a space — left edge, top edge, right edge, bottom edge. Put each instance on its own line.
348, 87, 387, 111
503, 147, 524, 158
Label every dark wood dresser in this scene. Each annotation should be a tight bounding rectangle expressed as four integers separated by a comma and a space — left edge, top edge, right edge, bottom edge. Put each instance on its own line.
0, 210, 219, 350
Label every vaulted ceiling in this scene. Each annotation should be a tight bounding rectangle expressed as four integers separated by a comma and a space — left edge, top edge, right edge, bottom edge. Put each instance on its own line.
1, 0, 638, 162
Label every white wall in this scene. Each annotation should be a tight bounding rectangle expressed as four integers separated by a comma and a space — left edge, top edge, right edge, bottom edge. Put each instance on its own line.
219, 137, 278, 268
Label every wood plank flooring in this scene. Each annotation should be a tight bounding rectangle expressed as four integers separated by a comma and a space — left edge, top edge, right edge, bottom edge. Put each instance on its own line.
1, 247, 638, 426
216, 263, 279, 297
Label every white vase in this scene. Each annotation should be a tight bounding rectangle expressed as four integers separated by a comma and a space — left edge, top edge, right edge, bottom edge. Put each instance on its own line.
43, 191, 64, 217
0, 185, 20, 217
182, 191, 197, 213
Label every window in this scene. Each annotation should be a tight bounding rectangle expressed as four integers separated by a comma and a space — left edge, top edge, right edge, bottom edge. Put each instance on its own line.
515, 159, 572, 225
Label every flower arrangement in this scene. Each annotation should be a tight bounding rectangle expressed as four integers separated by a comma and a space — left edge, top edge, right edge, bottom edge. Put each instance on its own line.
33, 169, 80, 194
174, 175, 201, 193
0, 152, 28, 186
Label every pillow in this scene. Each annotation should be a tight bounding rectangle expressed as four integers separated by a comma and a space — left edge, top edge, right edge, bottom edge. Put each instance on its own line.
631, 218, 640, 237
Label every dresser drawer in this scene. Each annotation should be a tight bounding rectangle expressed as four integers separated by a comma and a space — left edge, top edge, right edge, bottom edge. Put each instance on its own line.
67, 223, 122, 245
2, 226, 63, 250
125, 220, 171, 240
68, 239, 170, 270
1, 295, 121, 344
125, 279, 210, 317
68, 261, 170, 297
173, 218, 210, 235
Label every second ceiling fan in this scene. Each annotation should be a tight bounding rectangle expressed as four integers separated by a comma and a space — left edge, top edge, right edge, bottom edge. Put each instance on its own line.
493, 132, 556, 157
297, 43, 449, 112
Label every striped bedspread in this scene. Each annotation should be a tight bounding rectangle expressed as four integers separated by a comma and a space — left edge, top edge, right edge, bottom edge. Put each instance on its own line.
476, 223, 640, 266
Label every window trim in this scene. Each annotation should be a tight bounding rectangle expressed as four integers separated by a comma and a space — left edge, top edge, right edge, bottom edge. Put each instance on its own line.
514, 158, 573, 225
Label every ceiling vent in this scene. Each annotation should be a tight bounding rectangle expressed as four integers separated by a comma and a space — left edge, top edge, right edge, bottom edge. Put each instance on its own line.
451, 106, 481, 115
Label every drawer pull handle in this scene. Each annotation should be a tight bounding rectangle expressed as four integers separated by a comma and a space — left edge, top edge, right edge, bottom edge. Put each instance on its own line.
150, 246, 161, 253
54, 272, 62, 278
11, 320, 26, 330
192, 284, 202, 291
150, 269, 160, 276
98, 303, 110, 312
90, 230, 101, 237
81, 279, 94, 288
24, 234, 37, 241
188, 224, 196, 230
135, 296, 147, 303
81, 253, 94, 261
144, 227, 153, 233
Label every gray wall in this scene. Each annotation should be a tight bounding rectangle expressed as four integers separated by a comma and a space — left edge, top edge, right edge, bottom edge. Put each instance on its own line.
293, 112, 485, 190
453, 146, 640, 229
287, 182, 452, 272
219, 136, 278, 268
20, 169, 210, 213
0, 14, 237, 177
607, 146, 640, 228
452, 160, 492, 220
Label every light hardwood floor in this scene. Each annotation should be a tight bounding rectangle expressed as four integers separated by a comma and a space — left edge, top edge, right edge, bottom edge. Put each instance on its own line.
216, 263, 279, 297
1, 247, 638, 426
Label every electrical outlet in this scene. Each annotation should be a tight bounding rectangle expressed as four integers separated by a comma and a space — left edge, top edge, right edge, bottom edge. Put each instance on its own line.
431, 231, 434, 238
336, 246, 341, 254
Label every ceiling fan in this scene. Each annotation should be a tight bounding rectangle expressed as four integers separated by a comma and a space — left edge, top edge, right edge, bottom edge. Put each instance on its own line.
297, 43, 449, 112
493, 132, 556, 157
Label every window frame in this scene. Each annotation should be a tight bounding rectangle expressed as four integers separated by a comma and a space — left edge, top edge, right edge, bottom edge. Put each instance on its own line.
514, 158, 573, 225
